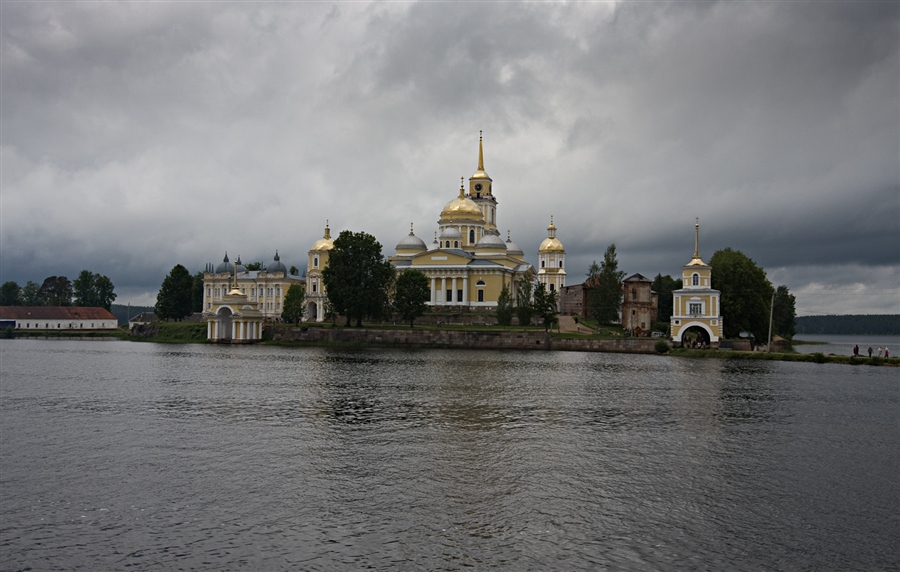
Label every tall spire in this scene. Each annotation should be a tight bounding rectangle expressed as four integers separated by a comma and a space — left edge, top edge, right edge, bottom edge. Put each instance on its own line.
459, 177, 465, 198
477, 130, 485, 172
694, 217, 701, 260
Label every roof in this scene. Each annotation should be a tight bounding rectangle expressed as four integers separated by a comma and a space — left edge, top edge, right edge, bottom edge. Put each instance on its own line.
129, 312, 158, 323
0, 306, 117, 320
624, 273, 652, 283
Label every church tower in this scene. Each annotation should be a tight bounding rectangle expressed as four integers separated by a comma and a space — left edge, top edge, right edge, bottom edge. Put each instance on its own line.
469, 131, 497, 234
537, 216, 566, 295
671, 219, 723, 347
306, 221, 334, 322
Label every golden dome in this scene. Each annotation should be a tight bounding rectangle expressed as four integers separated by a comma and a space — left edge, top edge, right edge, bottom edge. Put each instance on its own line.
311, 222, 334, 251
440, 183, 484, 222
539, 237, 565, 253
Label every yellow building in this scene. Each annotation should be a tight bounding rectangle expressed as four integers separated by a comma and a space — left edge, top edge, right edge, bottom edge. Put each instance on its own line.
671, 219, 724, 347
306, 222, 334, 322
203, 251, 304, 322
537, 216, 567, 297
203, 261, 265, 342
304, 133, 563, 320
388, 134, 539, 310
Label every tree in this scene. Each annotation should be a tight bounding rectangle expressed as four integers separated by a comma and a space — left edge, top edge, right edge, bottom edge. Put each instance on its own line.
496, 283, 514, 326
321, 230, 395, 327
281, 284, 305, 324
586, 244, 625, 324
710, 248, 774, 343
393, 270, 430, 328
155, 264, 194, 321
772, 285, 796, 338
73, 270, 117, 310
651, 274, 682, 323
245, 262, 263, 271
515, 277, 534, 327
39, 276, 73, 306
532, 282, 559, 331
1, 281, 21, 306
21, 281, 42, 305
192, 271, 205, 313
289, 266, 299, 276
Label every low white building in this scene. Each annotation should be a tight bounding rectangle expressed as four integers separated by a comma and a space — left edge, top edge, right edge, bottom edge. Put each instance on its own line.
0, 306, 118, 330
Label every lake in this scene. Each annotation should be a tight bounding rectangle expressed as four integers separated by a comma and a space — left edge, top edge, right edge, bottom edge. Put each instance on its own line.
1, 339, 897, 571
793, 333, 900, 357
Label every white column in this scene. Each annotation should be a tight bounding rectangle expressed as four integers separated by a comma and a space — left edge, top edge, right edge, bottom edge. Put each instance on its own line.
451, 277, 458, 304
441, 277, 447, 303
431, 277, 437, 304
462, 277, 468, 304
207, 321, 212, 339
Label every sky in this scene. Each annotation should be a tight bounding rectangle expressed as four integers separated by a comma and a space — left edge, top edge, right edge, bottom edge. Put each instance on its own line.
1, 1, 898, 316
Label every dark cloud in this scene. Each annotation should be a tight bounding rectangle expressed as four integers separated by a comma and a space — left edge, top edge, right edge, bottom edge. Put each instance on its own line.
1, 1, 897, 314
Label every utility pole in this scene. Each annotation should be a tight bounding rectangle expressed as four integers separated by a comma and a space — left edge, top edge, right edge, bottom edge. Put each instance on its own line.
767, 290, 775, 352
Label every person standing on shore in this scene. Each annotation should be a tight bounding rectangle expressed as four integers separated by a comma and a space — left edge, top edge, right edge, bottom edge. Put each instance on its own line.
853, 345, 859, 357
885, 347, 890, 358
877, 347, 883, 357
868, 346, 873, 357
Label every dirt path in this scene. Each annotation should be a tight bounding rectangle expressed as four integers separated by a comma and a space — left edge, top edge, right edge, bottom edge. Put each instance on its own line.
557, 315, 590, 334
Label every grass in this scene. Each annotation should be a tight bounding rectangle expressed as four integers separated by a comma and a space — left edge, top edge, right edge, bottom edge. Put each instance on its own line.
130, 322, 208, 343
669, 347, 899, 366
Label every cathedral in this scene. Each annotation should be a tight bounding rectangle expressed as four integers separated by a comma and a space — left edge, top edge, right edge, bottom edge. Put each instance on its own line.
305, 133, 566, 321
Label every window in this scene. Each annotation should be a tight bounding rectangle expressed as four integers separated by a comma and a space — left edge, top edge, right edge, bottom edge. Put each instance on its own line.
314, 257, 319, 267
312, 284, 317, 293
454, 241, 459, 248
692, 273, 699, 286
689, 303, 702, 315
631, 288, 636, 300
559, 260, 563, 268
478, 290, 484, 302
541, 260, 545, 268
469, 230, 475, 243
550, 284, 555, 292
446, 289, 452, 302
457, 289, 463, 302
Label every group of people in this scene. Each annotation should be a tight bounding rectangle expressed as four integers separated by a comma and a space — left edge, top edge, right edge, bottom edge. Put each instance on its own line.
853, 345, 890, 358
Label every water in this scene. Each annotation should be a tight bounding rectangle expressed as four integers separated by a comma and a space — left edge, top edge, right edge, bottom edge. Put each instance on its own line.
793, 333, 900, 357
1, 339, 897, 571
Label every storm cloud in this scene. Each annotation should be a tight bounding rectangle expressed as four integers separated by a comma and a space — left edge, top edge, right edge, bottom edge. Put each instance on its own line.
2, 1, 897, 315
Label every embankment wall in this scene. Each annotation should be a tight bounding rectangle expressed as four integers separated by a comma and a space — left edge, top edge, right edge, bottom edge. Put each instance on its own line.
267, 326, 660, 354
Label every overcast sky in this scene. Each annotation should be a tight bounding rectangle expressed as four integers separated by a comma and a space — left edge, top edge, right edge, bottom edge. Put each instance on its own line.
2, 1, 898, 315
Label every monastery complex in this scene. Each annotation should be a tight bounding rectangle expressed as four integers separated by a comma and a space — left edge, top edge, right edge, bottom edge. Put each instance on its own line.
200, 134, 722, 346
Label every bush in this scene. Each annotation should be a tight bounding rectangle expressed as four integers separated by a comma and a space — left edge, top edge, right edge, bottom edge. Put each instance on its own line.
812, 352, 826, 364
654, 340, 670, 354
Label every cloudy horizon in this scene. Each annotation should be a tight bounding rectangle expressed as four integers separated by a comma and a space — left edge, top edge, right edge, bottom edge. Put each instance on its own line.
2, 1, 898, 316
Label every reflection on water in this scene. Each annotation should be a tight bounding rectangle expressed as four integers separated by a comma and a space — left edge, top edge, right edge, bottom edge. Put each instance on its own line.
1, 340, 897, 571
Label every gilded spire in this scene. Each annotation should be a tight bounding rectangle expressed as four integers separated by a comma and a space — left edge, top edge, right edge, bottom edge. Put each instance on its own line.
478, 130, 485, 172
459, 177, 465, 198
409, 222, 415, 235
324, 220, 331, 240
694, 217, 700, 260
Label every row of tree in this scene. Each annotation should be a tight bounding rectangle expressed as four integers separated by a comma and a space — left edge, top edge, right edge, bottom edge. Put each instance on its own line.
1, 272, 117, 310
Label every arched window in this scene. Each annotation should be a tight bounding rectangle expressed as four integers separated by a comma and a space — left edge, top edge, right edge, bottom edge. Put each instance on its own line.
454, 241, 459, 248
541, 260, 545, 268
469, 229, 475, 243
692, 273, 699, 286
314, 257, 319, 268
476, 281, 486, 303
559, 258, 563, 267
550, 284, 555, 292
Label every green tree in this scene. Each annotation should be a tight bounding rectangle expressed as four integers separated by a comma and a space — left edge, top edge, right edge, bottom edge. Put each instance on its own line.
289, 265, 299, 276
532, 282, 559, 331
0, 281, 22, 306
393, 270, 430, 328
281, 284, 306, 324
73, 270, 117, 310
73, 270, 99, 307
515, 277, 534, 327
710, 248, 774, 343
772, 285, 796, 338
321, 230, 395, 327
586, 244, 625, 324
39, 276, 73, 306
192, 271, 205, 313
21, 281, 42, 305
244, 262, 263, 271
496, 283, 514, 326
155, 264, 194, 321
651, 273, 682, 323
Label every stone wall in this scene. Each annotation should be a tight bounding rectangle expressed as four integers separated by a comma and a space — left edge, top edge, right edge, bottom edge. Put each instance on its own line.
267, 326, 661, 354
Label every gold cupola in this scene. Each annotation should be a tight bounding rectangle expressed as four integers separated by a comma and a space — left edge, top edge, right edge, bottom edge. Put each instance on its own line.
538, 216, 565, 253
311, 221, 335, 251
686, 218, 708, 267
469, 130, 493, 197
440, 179, 484, 223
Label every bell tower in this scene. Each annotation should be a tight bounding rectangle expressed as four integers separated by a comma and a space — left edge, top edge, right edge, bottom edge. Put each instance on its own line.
469, 131, 497, 232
